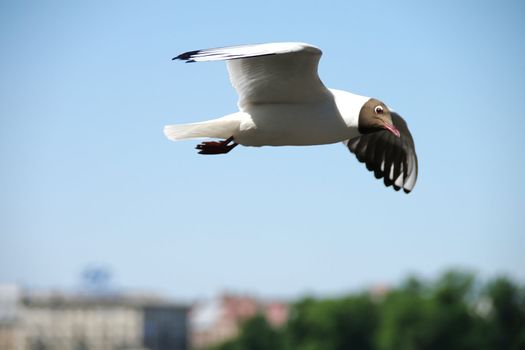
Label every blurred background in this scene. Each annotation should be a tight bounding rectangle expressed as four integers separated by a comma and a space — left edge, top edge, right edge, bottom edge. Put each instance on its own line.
1, 0, 524, 349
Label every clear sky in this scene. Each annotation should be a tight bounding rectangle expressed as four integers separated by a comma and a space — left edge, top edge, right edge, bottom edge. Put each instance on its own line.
1, 0, 524, 300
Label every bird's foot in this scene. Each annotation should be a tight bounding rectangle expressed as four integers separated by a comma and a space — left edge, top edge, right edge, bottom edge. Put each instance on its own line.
196, 136, 238, 155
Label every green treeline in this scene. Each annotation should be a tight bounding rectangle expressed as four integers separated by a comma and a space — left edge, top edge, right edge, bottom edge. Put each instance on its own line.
210, 271, 525, 350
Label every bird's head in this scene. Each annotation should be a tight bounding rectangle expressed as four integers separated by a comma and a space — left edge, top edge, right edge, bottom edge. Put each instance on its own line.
358, 98, 400, 137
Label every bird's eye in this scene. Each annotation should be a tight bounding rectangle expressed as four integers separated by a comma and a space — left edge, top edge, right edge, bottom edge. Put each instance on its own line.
375, 106, 384, 114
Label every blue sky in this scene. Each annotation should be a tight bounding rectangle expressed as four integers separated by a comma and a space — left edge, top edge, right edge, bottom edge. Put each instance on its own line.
1, 0, 524, 300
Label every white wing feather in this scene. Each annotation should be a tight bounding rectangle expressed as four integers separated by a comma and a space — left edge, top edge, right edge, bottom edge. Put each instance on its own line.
174, 42, 331, 109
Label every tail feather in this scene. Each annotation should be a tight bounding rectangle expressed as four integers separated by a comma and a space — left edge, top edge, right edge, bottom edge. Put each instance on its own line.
164, 116, 241, 141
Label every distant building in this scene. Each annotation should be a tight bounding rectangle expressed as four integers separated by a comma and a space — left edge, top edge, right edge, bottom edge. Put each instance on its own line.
0, 285, 188, 350
190, 293, 288, 349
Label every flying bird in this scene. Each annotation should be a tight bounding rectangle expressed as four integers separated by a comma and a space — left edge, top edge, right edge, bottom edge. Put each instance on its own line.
165, 42, 418, 193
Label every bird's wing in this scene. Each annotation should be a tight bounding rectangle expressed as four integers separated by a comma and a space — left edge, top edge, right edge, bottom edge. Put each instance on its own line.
174, 42, 331, 109
346, 112, 418, 193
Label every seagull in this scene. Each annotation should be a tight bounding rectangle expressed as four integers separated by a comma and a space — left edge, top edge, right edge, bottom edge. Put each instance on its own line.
164, 42, 418, 193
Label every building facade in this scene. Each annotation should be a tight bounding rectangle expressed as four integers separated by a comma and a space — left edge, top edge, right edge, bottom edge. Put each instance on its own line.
0, 285, 188, 350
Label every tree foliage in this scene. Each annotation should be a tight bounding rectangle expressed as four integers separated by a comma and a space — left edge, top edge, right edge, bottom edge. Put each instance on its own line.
207, 270, 525, 350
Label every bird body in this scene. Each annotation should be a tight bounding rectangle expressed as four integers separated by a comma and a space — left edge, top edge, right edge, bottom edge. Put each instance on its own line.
165, 89, 368, 147
164, 42, 418, 193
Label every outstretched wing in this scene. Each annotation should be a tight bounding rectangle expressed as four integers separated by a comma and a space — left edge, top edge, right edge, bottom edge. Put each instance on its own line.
174, 42, 331, 109
346, 112, 418, 193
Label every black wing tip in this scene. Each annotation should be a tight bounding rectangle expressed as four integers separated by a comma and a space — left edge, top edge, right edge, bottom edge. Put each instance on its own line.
172, 50, 201, 62
388, 182, 414, 194
351, 150, 414, 194
347, 129, 417, 194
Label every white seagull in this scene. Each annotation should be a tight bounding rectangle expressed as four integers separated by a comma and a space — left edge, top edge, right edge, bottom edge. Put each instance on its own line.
164, 42, 418, 193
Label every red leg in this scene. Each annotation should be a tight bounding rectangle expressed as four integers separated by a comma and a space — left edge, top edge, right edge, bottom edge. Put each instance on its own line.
195, 136, 238, 155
